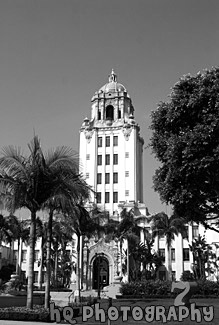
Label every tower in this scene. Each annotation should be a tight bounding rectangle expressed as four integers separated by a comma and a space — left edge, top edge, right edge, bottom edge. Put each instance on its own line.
79, 70, 144, 217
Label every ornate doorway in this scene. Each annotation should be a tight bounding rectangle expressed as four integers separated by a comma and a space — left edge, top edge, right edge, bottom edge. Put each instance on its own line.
93, 255, 109, 289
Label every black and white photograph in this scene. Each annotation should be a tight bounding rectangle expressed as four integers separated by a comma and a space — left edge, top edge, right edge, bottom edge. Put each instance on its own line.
0, 1, 219, 324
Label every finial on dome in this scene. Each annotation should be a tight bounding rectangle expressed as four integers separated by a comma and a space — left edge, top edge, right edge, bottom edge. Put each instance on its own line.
109, 69, 117, 82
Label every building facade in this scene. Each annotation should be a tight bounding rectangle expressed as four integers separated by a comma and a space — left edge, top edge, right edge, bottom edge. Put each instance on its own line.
1, 70, 219, 289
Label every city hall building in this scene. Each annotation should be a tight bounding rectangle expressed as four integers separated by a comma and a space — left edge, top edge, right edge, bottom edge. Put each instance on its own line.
1, 70, 219, 288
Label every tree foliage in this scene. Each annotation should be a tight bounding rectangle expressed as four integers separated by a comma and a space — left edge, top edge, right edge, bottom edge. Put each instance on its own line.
0, 136, 90, 308
150, 67, 219, 231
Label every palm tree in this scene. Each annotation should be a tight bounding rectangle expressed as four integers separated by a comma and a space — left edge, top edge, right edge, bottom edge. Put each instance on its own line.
0, 136, 90, 308
148, 212, 188, 280
43, 187, 90, 308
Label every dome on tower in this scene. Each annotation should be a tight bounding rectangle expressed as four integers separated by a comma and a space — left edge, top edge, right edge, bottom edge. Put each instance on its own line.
98, 69, 127, 94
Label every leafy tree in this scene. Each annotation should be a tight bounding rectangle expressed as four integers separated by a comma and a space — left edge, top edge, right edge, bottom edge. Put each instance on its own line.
150, 67, 219, 232
148, 212, 188, 280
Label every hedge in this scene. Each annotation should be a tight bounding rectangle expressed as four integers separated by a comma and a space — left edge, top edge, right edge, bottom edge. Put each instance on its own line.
120, 280, 219, 298
0, 305, 50, 322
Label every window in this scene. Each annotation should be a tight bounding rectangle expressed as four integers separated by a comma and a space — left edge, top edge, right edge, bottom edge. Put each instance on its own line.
159, 249, 165, 261
105, 173, 110, 184
182, 226, 188, 239
86, 173, 89, 179
106, 105, 114, 120
125, 190, 129, 196
113, 172, 118, 183
97, 173, 102, 184
171, 248, 175, 261
22, 250, 27, 262
98, 137, 102, 147
34, 250, 40, 262
21, 271, 26, 283
86, 154, 90, 160
125, 152, 129, 158
105, 192, 110, 203
98, 110, 101, 120
113, 154, 118, 165
113, 192, 118, 203
172, 271, 176, 281
105, 154, 110, 165
13, 250, 18, 262
96, 192, 101, 203
192, 225, 199, 238
106, 136, 110, 147
72, 239, 76, 249
125, 171, 129, 177
183, 248, 190, 261
118, 109, 121, 119
34, 271, 38, 283
97, 155, 102, 165
113, 136, 118, 146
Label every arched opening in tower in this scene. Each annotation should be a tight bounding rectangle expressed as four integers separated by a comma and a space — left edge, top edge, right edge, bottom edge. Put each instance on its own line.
105, 105, 114, 120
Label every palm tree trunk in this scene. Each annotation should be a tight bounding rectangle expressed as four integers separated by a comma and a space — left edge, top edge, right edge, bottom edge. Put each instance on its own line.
45, 210, 53, 308
54, 250, 58, 287
119, 240, 123, 276
167, 246, 172, 281
76, 233, 81, 302
127, 239, 129, 282
26, 211, 36, 309
16, 237, 21, 275
38, 237, 44, 290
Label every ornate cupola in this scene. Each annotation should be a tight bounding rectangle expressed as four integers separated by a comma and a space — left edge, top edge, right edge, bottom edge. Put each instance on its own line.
89, 69, 135, 126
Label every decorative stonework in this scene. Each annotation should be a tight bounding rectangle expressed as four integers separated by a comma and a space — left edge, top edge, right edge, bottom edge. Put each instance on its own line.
122, 124, 132, 140
84, 128, 94, 143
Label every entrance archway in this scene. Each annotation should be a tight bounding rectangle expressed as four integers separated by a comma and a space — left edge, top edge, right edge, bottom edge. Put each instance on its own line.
93, 255, 109, 289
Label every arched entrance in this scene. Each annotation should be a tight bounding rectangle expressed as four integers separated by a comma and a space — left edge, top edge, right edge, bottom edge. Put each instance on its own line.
93, 255, 109, 289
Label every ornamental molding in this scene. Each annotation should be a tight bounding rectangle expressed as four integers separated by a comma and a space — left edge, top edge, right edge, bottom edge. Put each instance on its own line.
84, 128, 94, 143
122, 124, 132, 141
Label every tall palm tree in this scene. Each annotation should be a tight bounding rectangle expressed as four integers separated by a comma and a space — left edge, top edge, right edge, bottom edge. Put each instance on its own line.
0, 136, 90, 308
148, 212, 188, 280
43, 187, 90, 308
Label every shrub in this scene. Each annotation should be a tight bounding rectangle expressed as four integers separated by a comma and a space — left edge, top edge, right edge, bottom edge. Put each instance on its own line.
195, 280, 219, 297
0, 264, 16, 282
0, 305, 50, 321
120, 279, 219, 298
180, 271, 195, 282
120, 280, 171, 297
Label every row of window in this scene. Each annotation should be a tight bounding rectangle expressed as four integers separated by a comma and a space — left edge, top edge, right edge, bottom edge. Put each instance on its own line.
96, 190, 130, 203
159, 248, 190, 261
98, 154, 118, 165
96, 172, 129, 184
157, 225, 199, 241
86, 152, 129, 163
98, 136, 118, 147
14, 250, 72, 263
